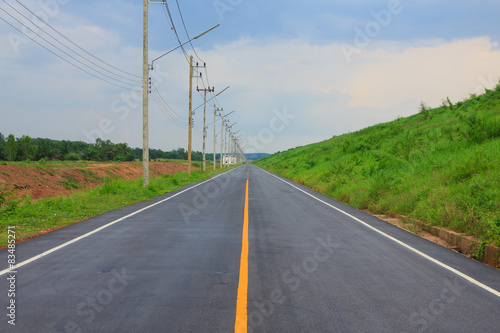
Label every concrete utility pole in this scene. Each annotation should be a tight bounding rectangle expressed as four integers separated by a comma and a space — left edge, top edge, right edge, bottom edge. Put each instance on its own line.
220, 118, 225, 168
188, 62, 204, 174
144, 14, 218, 181
214, 106, 223, 170
188, 56, 193, 175
142, 0, 149, 187
197, 86, 214, 171
230, 134, 234, 164
226, 123, 236, 167
224, 122, 228, 167
232, 131, 240, 165
219, 111, 234, 168
236, 137, 242, 163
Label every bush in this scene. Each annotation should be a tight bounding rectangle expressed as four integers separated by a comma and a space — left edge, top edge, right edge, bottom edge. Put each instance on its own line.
419, 101, 431, 114
64, 153, 80, 161
125, 152, 136, 161
114, 154, 127, 162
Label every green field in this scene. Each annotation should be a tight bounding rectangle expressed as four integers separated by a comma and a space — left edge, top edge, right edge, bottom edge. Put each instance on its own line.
255, 86, 500, 246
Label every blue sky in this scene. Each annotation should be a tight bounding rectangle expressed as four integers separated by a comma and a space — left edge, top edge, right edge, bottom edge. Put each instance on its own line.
1, 0, 500, 154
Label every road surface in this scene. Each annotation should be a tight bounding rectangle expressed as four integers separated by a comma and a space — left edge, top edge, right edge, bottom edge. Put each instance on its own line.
1, 165, 499, 332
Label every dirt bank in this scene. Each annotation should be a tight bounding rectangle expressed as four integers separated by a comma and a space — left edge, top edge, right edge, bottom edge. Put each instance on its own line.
0, 161, 191, 202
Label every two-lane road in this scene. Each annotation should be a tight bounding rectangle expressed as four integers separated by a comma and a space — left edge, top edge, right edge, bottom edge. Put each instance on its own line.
1, 165, 499, 332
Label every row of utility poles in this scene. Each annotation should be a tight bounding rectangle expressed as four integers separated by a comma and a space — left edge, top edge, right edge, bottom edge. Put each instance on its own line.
187, 57, 243, 174
143, 0, 245, 187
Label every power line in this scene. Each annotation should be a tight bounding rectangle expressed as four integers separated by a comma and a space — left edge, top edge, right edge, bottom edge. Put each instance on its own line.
13, 0, 141, 80
150, 91, 187, 129
2, 1, 140, 86
151, 82, 184, 119
162, 1, 190, 64
174, 0, 220, 108
150, 82, 187, 127
160, 0, 219, 105
151, 93, 186, 128
175, 0, 203, 63
0, 8, 139, 90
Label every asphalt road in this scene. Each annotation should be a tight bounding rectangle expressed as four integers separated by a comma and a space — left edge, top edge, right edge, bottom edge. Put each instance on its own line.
0, 164, 499, 332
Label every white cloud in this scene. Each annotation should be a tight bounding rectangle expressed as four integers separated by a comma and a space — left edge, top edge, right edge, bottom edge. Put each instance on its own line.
346, 37, 500, 109
2, 16, 500, 155
190, 36, 500, 152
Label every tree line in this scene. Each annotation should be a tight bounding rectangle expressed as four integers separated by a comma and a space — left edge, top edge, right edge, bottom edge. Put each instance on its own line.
0, 133, 211, 162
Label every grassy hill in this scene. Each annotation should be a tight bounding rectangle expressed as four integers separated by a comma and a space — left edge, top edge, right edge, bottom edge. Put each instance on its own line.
245, 153, 271, 160
255, 85, 500, 246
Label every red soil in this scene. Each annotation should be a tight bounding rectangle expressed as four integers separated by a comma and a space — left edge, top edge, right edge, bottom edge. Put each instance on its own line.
0, 161, 190, 202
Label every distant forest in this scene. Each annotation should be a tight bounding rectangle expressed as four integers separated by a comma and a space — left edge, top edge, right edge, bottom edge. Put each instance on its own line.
0, 133, 212, 162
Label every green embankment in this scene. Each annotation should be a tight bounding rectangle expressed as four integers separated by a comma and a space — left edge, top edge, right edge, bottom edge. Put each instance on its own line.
255, 87, 500, 246
0, 166, 233, 248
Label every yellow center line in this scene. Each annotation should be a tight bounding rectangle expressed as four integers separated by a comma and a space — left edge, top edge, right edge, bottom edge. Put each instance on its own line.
235, 171, 249, 332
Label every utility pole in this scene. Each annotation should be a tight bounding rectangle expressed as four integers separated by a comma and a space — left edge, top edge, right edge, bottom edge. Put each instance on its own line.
142, 0, 149, 187
232, 131, 240, 165
219, 110, 234, 168
188, 62, 204, 174
224, 122, 228, 167
226, 123, 236, 167
227, 131, 232, 166
214, 106, 223, 170
220, 118, 225, 168
144, 0, 204, 186
144, 8, 218, 181
188, 56, 193, 175
197, 85, 214, 171
230, 134, 233, 165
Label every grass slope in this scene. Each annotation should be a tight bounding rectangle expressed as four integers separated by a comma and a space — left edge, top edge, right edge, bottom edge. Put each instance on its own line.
256, 87, 500, 246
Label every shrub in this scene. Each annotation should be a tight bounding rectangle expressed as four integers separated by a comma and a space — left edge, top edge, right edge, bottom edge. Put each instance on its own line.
64, 153, 80, 161
419, 101, 431, 114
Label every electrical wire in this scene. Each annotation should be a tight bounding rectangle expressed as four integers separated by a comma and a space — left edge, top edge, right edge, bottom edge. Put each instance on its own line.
3, 1, 140, 86
0, 3, 140, 89
161, 0, 220, 109
158, 1, 229, 138
150, 91, 187, 129
150, 81, 187, 127
13, 0, 141, 80
175, 0, 203, 63
0, 8, 139, 90
162, 1, 190, 63
162, 0, 216, 107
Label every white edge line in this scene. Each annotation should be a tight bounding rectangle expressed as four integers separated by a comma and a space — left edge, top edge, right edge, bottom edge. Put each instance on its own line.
258, 167, 500, 299
0, 168, 239, 276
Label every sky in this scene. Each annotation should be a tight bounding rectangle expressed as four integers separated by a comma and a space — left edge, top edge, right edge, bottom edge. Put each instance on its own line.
1, 0, 500, 154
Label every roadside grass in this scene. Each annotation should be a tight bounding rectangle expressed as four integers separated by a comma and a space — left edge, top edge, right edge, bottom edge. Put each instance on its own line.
255, 87, 500, 246
0, 165, 237, 248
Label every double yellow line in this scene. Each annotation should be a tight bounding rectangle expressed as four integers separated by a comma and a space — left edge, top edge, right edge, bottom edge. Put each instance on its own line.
235, 166, 250, 332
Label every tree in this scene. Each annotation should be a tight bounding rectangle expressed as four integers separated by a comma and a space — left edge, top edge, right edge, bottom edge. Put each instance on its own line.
18, 135, 36, 160
33, 138, 54, 160
65, 152, 80, 161
6, 134, 17, 161
83, 147, 101, 161
95, 138, 116, 161
0, 133, 4, 160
